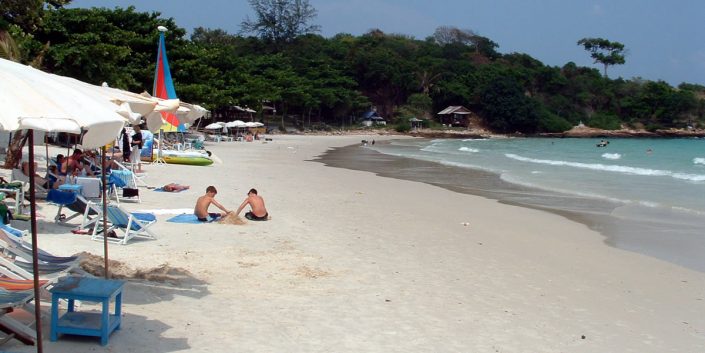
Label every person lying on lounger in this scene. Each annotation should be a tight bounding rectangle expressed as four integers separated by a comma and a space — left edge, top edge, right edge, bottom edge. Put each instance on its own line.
234, 188, 269, 221
194, 185, 230, 222
163, 183, 190, 192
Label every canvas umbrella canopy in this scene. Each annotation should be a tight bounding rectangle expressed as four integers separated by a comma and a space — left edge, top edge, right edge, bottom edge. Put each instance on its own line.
205, 122, 224, 130
54, 78, 184, 128
224, 120, 246, 128
0, 58, 134, 352
143, 97, 205, 133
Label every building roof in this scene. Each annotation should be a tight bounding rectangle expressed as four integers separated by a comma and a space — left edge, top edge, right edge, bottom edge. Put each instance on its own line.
437, 106, 472, 115
362, 110, 381, 119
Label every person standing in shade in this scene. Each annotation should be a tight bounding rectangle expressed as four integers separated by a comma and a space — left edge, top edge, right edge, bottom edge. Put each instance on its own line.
121, 128, 131, 163
130, 125, 143, 172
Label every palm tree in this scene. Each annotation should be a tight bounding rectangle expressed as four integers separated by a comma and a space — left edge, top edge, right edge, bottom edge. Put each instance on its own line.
0, 28, 20, 60
0, 24, 27, 169
417, 70, 443, 95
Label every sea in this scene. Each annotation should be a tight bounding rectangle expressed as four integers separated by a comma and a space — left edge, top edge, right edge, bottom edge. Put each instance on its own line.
318, 137, 705, 272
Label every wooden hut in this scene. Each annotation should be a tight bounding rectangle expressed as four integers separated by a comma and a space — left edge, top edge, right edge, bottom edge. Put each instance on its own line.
437, 106, 476, 127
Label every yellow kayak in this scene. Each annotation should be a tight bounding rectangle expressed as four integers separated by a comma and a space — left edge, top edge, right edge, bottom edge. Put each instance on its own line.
154, 150, 214, 166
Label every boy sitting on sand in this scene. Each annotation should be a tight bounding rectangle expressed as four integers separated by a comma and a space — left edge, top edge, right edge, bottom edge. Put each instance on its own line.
235, 188, 269, 221
194, 186, 230, 221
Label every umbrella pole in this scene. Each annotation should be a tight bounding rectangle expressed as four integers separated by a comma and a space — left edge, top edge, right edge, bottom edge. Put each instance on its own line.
27, 131, 44, 353
101, 146, 109, 279
44, 134, 49, 171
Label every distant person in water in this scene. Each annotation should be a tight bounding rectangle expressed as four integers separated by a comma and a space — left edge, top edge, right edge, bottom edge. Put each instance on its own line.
235, 188, 269, 221
194, 185, 230, 221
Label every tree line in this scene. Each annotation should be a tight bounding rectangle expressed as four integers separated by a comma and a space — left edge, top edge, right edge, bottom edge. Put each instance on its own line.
2, 1, 704, 134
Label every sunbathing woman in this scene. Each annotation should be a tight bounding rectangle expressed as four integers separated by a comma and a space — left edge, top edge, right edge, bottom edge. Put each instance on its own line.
163, 183, 190, 192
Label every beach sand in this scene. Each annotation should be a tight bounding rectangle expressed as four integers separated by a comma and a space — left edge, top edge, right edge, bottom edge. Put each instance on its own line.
3, 135, 704, 352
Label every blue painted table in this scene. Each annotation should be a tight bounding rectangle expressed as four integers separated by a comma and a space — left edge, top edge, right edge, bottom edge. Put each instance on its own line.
58, 183, 83, 194
50, 276, 125, 346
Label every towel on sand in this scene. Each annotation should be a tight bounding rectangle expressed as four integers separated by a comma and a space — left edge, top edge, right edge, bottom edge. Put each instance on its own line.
167, 214, 216, 224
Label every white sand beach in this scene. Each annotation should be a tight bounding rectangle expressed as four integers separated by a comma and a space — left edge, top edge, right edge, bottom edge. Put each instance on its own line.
3, 135, 704, 352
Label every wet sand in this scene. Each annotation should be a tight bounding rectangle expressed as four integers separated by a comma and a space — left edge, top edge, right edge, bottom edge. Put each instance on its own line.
315, 142, 705, 272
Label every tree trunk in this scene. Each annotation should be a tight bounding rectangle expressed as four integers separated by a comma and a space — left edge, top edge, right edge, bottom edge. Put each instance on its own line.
603, 64, 608, 78
3, 130, 28, 169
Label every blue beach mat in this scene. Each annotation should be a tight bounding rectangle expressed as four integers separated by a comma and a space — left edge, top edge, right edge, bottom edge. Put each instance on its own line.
166, 214, 218, 224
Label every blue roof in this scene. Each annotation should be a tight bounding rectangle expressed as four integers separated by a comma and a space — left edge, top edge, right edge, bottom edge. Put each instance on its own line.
362, 110, 380, 119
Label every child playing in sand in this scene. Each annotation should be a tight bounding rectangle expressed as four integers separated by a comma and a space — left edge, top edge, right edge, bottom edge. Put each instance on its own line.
234, 188, 269, 221
194, 186, 230, 221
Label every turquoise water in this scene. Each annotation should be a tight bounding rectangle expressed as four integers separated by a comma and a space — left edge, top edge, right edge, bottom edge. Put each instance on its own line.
367, 137, 705, 271
375, 137, 705, 214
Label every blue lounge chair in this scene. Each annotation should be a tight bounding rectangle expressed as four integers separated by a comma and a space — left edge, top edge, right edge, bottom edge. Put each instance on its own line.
91, 204, 156, 245
108, 170, 141, 204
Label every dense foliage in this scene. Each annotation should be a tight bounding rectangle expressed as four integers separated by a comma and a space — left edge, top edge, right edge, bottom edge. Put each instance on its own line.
8, 6, 705, 133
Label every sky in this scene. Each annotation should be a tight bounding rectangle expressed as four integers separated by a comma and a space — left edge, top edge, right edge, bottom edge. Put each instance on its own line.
69, 0, 705, 86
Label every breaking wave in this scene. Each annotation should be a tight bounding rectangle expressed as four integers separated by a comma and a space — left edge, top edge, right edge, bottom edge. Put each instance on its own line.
505, 154, 705, 182
602, 153, 621, 160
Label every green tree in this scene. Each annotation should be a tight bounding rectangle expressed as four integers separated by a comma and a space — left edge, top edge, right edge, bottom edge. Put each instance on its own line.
479, 75, 540, 133
577, 37, 626, 78
1, 0, 71, 169
240, 0, 320, 48
1, 0, 71, 32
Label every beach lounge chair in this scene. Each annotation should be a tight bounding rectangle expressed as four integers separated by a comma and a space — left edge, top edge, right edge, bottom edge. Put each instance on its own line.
46, 189, 102, 230
0, 179, 25, 215
0, 289, 38, 345
112, 160, 148, 187
0, 227, 78, 280
91, 204, 156, 245
0, 229, 79, 266
108, 170, 141, 203
10, 168, 46, 200
0, 277, 49, 291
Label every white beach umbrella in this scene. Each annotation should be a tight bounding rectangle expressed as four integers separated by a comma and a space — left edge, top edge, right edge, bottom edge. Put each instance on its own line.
0, 59, 127, 147
244, 121, 258, 128
143, 98, 207, 132
176, 103, 208, 125
0, 57, 132, 353
205, 122, 224, 130
224, 121, 240, 128
252, 122, 264, 127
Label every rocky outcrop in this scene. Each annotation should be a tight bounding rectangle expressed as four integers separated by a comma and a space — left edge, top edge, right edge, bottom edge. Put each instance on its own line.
539, 126, 705, 138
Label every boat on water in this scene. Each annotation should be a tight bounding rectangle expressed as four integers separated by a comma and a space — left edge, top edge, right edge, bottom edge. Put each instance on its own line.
155, 150, 213, 166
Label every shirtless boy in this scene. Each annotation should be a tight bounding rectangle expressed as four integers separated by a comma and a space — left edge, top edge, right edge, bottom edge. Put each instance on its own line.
194, 186, 230, 221
235, 188, 269, 221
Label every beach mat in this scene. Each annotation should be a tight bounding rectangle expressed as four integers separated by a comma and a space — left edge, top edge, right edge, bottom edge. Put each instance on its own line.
167, 214, 216, 224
